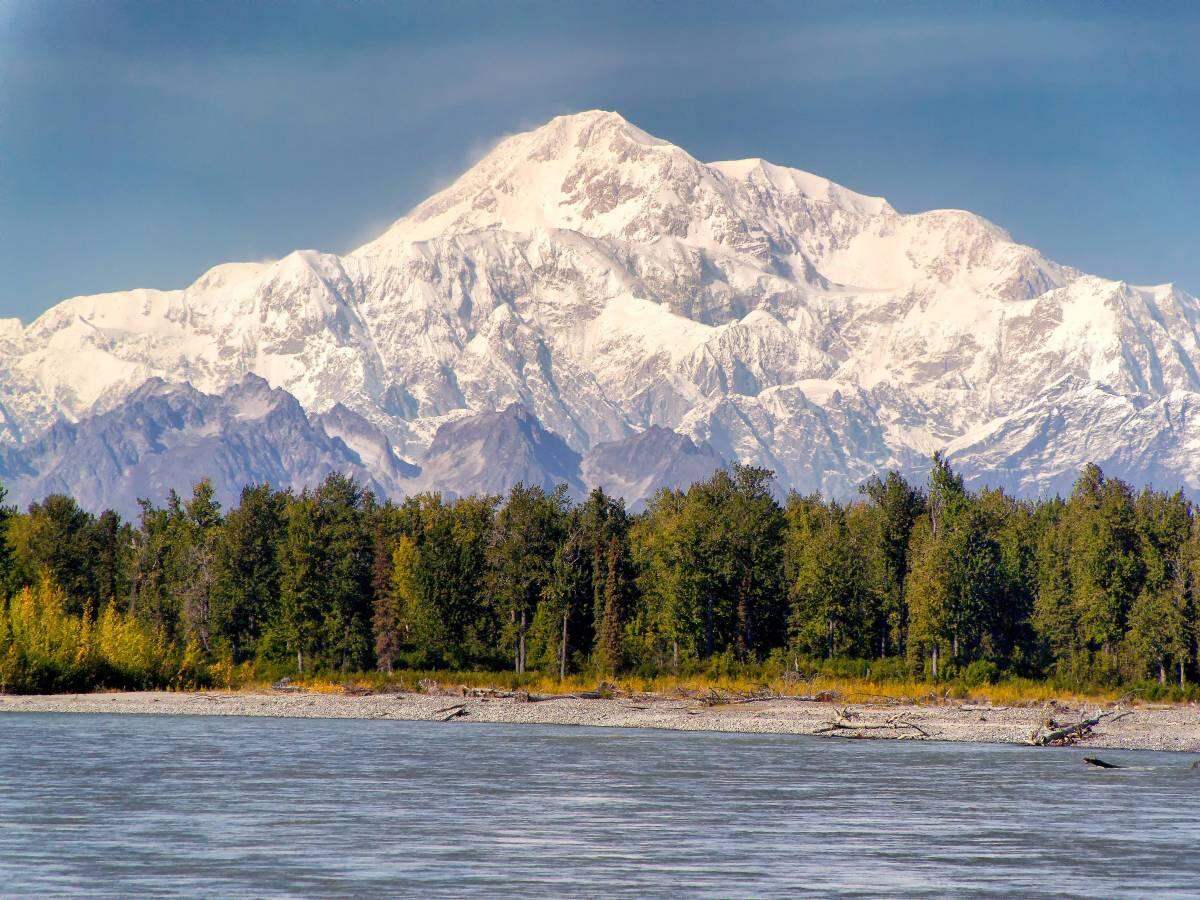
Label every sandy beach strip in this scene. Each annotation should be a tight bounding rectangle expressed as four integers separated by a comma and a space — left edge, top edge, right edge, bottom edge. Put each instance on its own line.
2, 690, 1199, 753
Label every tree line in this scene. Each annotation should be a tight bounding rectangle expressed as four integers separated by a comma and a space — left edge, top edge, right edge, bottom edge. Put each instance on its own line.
1, 454, 1199, 693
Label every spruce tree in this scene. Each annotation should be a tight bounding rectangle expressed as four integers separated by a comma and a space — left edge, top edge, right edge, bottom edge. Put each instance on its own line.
129, 492, 189, 639
15, 494, 98, 613
180, 481, 222, 654
1033, 516, 1079, 669
597, 537, 624, 674
313, 474, 375, 672
211, 484, 287, 662
1067, 465, 1143, 667
279, 494, 325, 673
0, 482, 16, 599
860, 471, 924, 656
90, 509, 132, 611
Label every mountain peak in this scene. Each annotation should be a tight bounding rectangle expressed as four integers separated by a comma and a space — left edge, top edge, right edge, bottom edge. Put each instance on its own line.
360, 110, 686, 247
548, 109, 628, 126
358, 110, 897, 254
534, 109, 667, 148
8, 110, 1200, 506
708, 157, 894, 216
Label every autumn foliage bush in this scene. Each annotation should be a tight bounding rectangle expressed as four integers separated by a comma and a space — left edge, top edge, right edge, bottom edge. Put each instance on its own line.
0, 578, 208, 694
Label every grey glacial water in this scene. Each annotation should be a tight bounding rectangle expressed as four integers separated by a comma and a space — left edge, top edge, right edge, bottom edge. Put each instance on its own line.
0, 713, 1197, 897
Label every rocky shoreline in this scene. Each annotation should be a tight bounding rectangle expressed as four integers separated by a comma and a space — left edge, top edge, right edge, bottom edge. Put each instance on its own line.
2, 690, 1199, 753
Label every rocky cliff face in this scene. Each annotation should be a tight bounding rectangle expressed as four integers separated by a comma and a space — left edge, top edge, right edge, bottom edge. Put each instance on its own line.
581, 426, 725, 511
0, 375, 401, 515
3, 109, 1198, 508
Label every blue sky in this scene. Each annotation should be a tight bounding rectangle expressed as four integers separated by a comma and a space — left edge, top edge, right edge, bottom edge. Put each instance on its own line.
2, 1, 1198, 322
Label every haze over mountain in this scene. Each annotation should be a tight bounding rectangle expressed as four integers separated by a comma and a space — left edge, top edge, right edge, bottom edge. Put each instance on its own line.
2, 110, 1198, 512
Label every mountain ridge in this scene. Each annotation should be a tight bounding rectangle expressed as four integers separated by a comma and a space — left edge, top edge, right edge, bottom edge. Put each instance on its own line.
0, 374, 728, 515
3, 109, 1199, 505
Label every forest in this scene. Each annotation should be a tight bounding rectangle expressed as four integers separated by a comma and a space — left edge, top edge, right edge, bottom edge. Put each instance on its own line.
1, 454, 1198, 696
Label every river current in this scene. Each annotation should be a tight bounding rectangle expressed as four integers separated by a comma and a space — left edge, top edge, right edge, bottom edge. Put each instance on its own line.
0, 713, 1196, 897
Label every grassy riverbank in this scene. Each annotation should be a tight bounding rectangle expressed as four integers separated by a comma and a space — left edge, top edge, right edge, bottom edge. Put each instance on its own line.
241, 666, 1196, 708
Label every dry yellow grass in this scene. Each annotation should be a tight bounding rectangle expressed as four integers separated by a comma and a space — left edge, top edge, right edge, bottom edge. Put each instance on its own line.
260, 670, 1123, 706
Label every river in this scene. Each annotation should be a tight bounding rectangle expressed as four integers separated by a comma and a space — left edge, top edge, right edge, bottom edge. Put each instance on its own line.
0, 713, 1196, 897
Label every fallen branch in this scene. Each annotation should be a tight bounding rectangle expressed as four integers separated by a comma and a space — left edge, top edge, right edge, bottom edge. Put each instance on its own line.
814, 707, 930, 738
435, 703, 468, 721
528, 691, 604, 701
727, 691, 837, 705
1027, 709, 1132, 746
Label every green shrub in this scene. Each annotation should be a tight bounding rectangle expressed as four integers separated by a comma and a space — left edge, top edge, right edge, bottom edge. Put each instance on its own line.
961, 659, 1000, 688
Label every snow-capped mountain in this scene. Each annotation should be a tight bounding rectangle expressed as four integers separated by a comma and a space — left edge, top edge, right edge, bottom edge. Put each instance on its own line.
413, 403, 584, 500
581, 426, 725, 511
0, 378, 727, 516
0, 375, 403, 514
3, 109, 1200, 508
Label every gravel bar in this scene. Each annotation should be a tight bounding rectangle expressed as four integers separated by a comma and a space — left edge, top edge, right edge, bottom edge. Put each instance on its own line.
3, 691, 1199, 753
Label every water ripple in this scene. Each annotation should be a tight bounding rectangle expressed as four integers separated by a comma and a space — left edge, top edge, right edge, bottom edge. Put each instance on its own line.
0, 714, 1196, 897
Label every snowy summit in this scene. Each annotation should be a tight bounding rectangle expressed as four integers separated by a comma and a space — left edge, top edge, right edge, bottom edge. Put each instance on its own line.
2, 110, 1199, 511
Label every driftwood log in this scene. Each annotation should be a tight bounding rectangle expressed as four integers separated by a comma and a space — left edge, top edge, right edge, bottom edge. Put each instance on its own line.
729, 692, 837, 704
1087, 756, 1200, 770
434, 703, 468, 721
1027, 709, 1132, 746
814, 707, 930, 738
701, 688, 836, 707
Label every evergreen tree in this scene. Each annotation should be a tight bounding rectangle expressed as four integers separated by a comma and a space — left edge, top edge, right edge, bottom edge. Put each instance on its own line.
904, 455, 1002, 675
8, 453, 1200, 693
596, 537, 625, 674
486, 484, 570, 673
540, 532, 588, 678
12, 494, 98, 613
1127, 572, 1191, 684
366, 498, 424, 658
179, 481, 223, 653
577, 489, 629, 662
906, 516, 952, 677
90, 509, 132, 610
211, 484, 287, 662
279, 493, 325, 673
129, 492, 189, 639
313, 474, 375, 671
1126, 487, 1193, 682
727, 466, 787, 658
1032, 513, 1080, 668
1066, 465, 1143, 666
860, 471, 924, 656
409, 494, 497, 668
0, 482, 16, 598
278, 475, 375, 672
